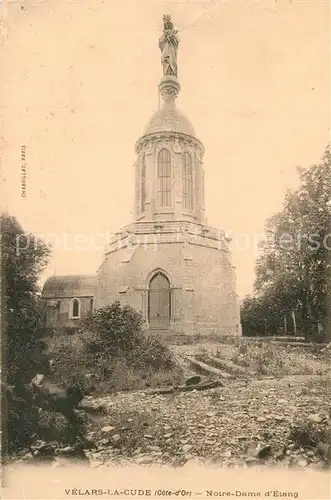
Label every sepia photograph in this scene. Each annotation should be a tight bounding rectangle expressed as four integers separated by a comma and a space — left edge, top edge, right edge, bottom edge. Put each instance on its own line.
0, 0, 330, 498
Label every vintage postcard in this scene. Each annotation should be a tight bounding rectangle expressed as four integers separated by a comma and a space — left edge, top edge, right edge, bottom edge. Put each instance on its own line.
1, 0, 330, 498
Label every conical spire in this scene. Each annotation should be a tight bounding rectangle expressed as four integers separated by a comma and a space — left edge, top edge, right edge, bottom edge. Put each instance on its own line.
158, 15, 180, 104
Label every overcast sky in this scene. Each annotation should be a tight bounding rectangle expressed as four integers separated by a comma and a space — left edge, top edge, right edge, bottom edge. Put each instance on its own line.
2, 0, 330, 298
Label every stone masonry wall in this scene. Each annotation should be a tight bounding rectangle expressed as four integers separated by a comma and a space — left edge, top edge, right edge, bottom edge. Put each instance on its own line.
96, 233, 241, 336
183, 243, 240, 335
44, 296, 94, 329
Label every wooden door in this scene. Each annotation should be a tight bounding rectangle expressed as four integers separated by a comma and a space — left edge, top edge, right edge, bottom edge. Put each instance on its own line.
148, 273, 170, 329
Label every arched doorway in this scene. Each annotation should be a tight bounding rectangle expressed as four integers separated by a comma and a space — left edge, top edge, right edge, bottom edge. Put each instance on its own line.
148, 272, 171, 329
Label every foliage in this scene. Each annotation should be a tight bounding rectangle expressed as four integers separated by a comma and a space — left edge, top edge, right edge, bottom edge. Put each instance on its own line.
47, 335, 93, 393
82, 301, 178, 373
37, 409, 86, 444
289, 418, 331, 463
214, 339, 329, 377
240, 296, 272, 336
83, 301, 144, 358
1, 214, 51, 453
241, 145, 331, 340
2, 213, 88, 455
49, 303, 183, 394
127, 334, 178, 372
6, 384, 40, 453
1, 214, 51, 384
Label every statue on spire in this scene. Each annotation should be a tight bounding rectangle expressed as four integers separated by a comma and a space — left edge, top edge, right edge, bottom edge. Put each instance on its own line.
159, 15, 179, 77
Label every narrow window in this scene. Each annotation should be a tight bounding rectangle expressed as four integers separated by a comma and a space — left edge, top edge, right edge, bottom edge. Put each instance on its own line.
201, 171, 205, 208
157, 149, 172, 207
140, 154, 146, 212
70, 298, 80, 319
182, 152, 193, 210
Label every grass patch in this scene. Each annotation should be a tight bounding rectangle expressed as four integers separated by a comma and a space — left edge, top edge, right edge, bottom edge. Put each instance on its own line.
214, 338, 330, 376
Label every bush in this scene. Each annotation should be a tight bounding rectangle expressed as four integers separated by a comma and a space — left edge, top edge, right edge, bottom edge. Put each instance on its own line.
7, 385, 40, 453
2, 214, 89, 457
48, 335, 93, 393
289, 419, 331, 456
83, 301, 143, 357
128, 335, 178, 372
49, 302, 184, 393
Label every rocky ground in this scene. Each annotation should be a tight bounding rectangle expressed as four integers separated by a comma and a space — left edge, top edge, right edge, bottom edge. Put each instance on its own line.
10, 341, 331, 470
82, 372, 330, 470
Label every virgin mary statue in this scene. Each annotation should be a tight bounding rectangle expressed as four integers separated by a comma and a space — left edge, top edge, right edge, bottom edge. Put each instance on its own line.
159, 15, 179, 77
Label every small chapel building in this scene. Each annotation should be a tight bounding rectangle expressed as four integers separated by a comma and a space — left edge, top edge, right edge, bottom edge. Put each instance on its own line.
42, 15, 241, 337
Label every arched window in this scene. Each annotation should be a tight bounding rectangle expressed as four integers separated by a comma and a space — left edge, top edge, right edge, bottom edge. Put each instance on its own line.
70, 298, 81, 319
140, 154, 146, 212
182, 152, 193, 210
157, 149, 172, 207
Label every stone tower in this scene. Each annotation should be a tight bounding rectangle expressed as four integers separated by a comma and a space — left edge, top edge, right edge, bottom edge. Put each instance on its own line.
134, 15, 205, 227
96, 16, 241, 336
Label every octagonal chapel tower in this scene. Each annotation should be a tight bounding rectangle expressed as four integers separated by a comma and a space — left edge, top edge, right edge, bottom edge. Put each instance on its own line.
96, 16, 241, 336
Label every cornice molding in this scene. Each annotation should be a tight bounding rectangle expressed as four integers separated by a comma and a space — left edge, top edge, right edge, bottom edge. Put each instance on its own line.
135, 131, 205, 156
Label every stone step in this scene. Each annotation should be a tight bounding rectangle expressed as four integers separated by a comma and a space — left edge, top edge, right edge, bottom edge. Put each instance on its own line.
186, 356, 232, 379
205, 355, 255, 377
145, 330, 191, 345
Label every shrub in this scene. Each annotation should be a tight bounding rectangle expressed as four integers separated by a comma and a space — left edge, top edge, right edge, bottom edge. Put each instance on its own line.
49, 302, 184, 393
48, 335, 93, 393
83, 301, 144, 357
2, 214, 89, 457
289, 419, 331, 456
128, 335, 178, 372
6, 385, 40, 453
